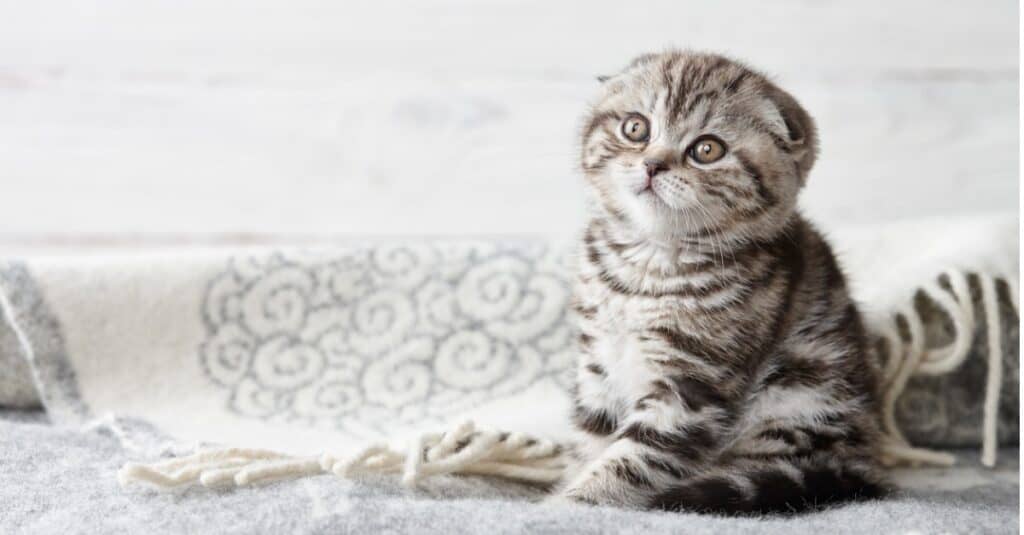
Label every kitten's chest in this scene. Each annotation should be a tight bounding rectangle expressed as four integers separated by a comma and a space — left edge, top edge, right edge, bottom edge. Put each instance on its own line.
574, 274, 723, 408
585, 287, 669, 332
578, 289, 676, 404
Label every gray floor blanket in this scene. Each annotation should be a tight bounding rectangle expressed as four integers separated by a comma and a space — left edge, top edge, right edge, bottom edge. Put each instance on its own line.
2, 410, 1017, 534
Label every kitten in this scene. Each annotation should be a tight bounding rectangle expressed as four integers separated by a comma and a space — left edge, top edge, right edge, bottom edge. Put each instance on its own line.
557, 50, 887, 514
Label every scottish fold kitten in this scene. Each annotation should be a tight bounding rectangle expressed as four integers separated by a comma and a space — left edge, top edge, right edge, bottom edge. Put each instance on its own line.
558, 51, 887, 514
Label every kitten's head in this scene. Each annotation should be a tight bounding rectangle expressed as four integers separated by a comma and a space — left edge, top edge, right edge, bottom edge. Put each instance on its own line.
580, 51, 817, 244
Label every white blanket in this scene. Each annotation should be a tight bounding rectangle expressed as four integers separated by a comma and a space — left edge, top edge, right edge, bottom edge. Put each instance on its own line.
0, 214, 1017, 469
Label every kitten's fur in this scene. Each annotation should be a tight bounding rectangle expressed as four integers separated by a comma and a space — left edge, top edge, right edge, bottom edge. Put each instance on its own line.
558, 50, 887, 514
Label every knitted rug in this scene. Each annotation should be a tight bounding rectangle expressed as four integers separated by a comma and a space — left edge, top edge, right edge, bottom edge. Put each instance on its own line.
0, 213, 1017, 491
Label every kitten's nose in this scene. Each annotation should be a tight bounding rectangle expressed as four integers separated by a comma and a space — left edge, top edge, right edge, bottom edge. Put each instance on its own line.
643, 158, 669, 178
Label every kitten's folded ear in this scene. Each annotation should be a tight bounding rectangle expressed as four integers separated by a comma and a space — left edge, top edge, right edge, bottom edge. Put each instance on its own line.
596, 75, 611, 83
766, 85, 819, 183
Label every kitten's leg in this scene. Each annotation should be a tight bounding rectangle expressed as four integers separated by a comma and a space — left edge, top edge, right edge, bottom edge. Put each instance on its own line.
649, 453, 887, 514
558, 340, 735, 507
569, 362, 619, 443
646, 404, 888, 514
556, 352, 620, 492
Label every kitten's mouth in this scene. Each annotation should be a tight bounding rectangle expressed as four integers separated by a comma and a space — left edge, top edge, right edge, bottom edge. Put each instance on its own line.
636, 187, 659, 204
637, 185, 667, 208
636, 176, 654, 194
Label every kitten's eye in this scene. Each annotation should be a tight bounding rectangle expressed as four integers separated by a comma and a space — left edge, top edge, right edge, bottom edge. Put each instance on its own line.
621, 114, 650, 142
688, 136, 727, 164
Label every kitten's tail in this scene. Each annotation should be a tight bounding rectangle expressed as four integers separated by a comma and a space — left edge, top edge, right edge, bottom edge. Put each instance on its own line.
650, 459, 887, 515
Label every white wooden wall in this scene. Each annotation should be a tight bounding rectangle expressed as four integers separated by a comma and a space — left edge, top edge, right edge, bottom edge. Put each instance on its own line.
0, 0, 1017, 240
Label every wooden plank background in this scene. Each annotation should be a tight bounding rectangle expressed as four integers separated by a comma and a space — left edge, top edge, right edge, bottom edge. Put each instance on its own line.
0, 0, 1017, 241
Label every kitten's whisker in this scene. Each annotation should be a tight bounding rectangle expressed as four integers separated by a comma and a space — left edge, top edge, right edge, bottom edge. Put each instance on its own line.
692, 199, 724, 270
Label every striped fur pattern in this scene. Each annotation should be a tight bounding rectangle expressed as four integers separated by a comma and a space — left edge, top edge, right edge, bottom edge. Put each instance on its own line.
557, 51, 887, 514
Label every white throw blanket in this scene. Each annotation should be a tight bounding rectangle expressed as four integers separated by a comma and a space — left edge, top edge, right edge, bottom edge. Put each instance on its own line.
0, 214, 1017, 490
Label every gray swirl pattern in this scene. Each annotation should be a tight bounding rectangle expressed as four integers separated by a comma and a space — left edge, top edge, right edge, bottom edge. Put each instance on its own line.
199, 241, 574, 434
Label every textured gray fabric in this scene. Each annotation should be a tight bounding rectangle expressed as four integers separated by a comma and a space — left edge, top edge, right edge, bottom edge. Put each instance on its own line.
0, 262, 88, 422
1, 410, 1017, 535
0, 313, 39, 408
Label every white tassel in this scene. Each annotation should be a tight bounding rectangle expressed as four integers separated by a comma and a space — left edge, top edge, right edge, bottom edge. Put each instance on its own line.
118, 420, 568, 490
401, 434, 426, 487
235, 457, 324, 486
978, 274, 1004, 467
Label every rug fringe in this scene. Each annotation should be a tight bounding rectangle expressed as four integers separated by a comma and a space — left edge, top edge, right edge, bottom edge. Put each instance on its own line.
118, 420, 568, 489
876, 269, 1016, 468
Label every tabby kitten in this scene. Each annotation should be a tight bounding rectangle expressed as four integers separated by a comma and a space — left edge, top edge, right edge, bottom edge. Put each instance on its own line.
557, 50, 887, 514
